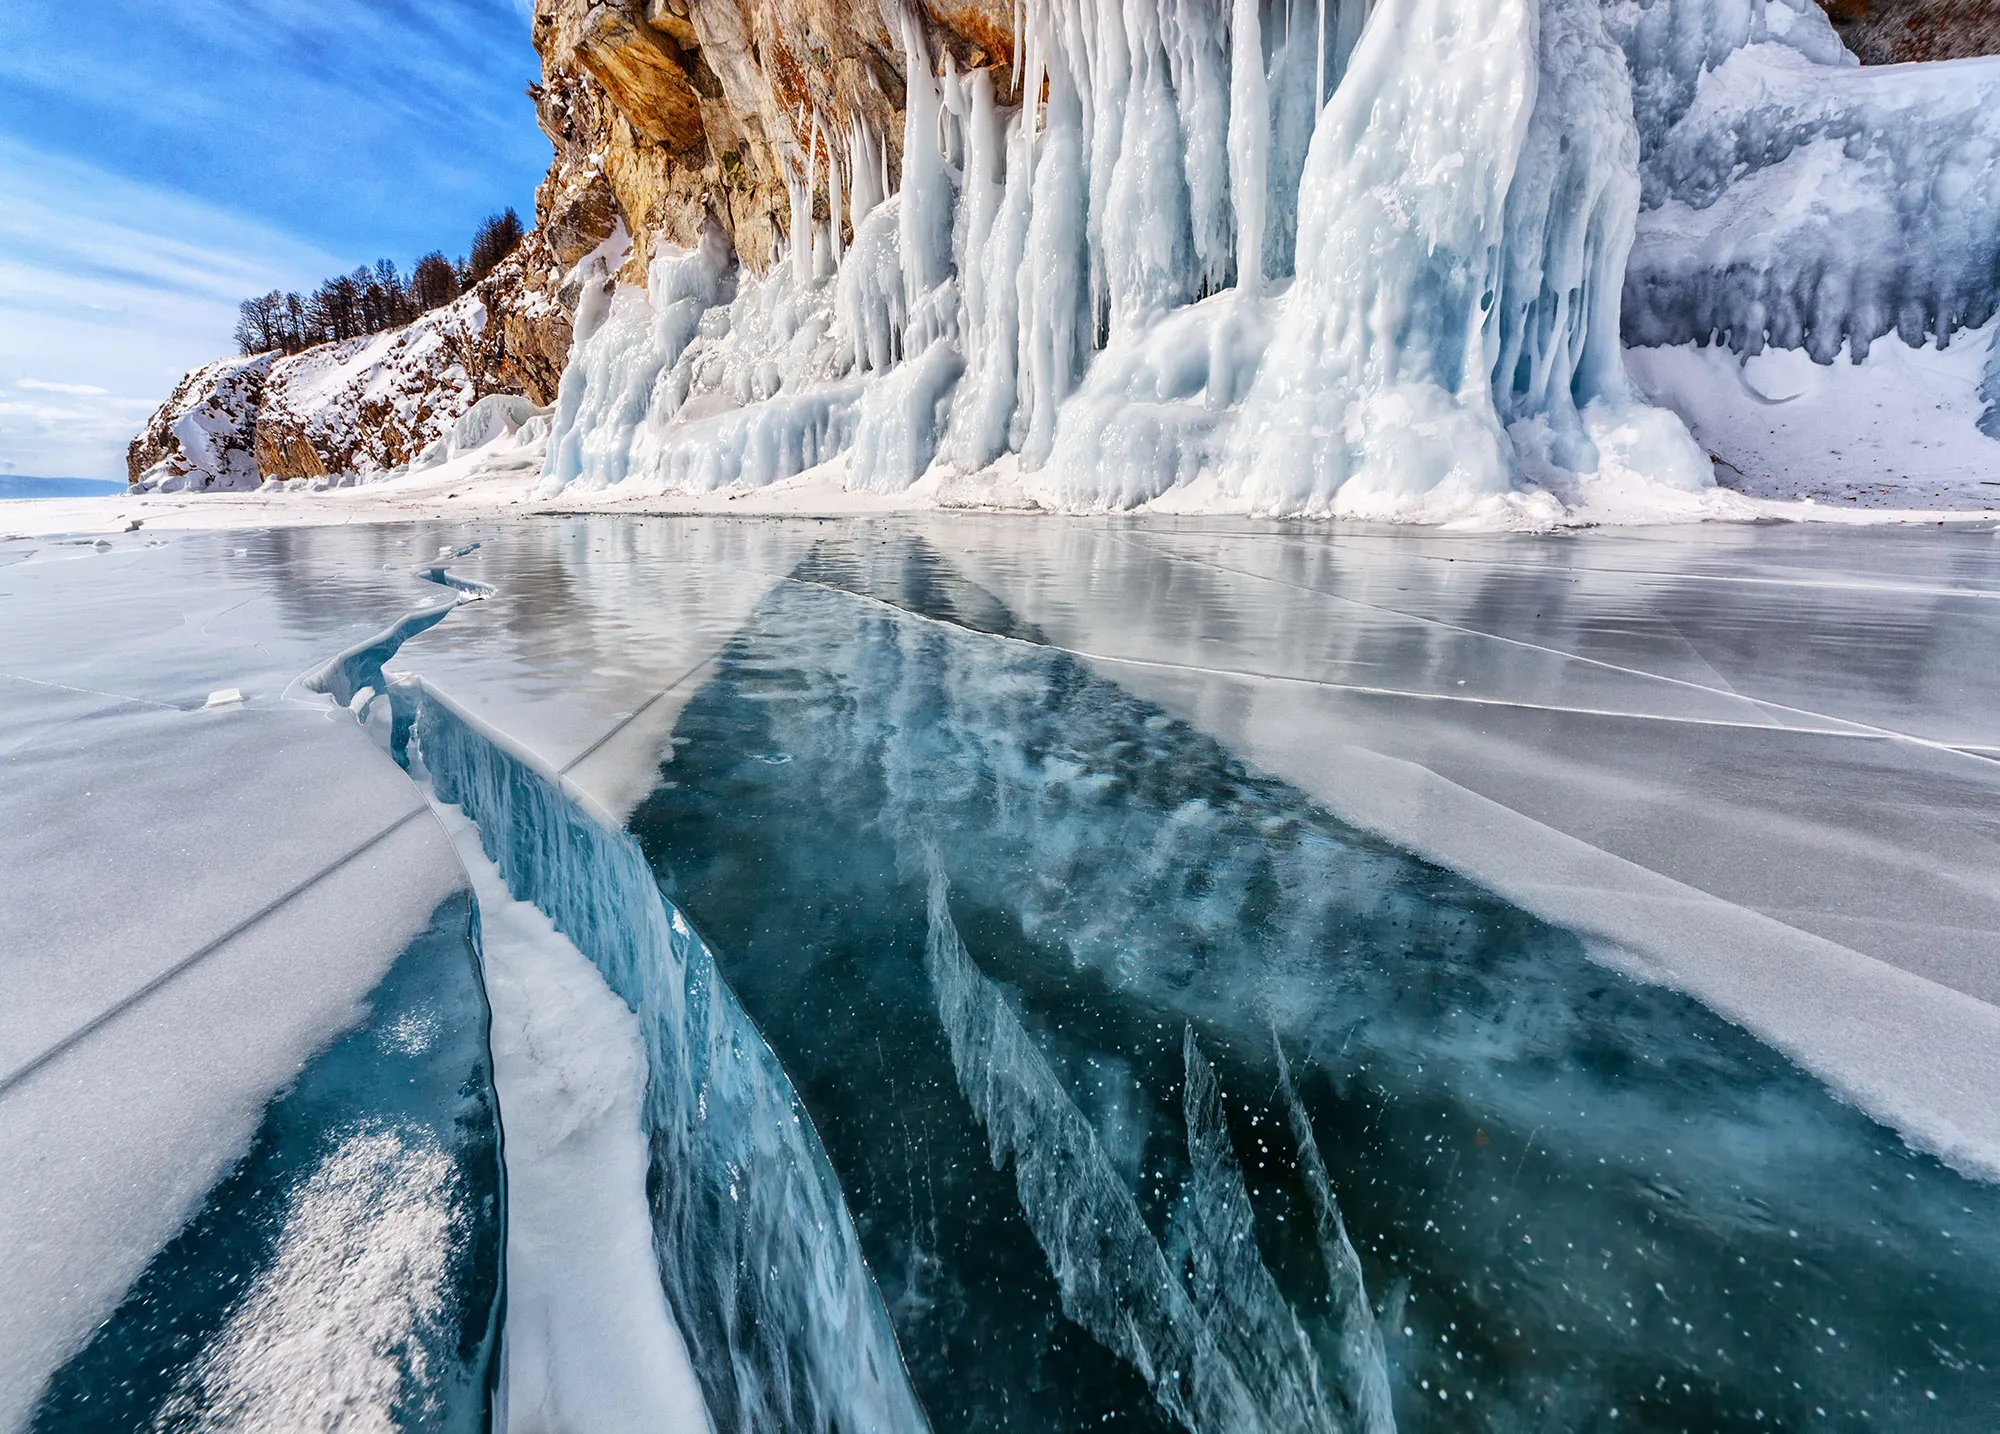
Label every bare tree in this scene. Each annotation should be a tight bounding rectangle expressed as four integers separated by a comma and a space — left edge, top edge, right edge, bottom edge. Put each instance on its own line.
410, 251, 460, 312
233, 292, 287, 355
465, 207, 525, 286
233, 207, 525, 356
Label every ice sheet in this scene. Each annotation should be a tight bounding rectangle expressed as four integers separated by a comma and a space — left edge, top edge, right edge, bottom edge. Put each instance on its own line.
629, 525, 2000, 1427
433, 799, 709, 1434
0, 531, 496, 1428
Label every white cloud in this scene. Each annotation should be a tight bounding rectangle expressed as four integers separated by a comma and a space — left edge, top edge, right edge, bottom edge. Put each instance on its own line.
17, 378, 110, 395
0, 138, 342, 479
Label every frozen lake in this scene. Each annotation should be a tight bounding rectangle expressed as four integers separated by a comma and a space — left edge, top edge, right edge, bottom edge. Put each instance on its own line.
4, 516, 1998, 1430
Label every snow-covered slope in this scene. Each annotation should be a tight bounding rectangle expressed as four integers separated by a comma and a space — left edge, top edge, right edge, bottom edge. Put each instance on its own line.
252, 295, 490, 482
127, 353, 273, 492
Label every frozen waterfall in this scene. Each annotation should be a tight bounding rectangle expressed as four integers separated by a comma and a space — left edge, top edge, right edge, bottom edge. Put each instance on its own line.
540, 0, 1728, 519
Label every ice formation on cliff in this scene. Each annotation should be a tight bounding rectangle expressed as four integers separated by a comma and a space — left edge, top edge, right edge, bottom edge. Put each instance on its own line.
1619, 15, 2000, 363
544, 0, 1732, 518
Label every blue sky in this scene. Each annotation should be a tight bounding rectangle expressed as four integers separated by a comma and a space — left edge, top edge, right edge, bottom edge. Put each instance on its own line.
0, 0, 550, 479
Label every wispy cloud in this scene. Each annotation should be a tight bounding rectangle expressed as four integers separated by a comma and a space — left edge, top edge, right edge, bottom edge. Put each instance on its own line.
0, 0, 549, 479
17, 379, 111, 396
0, 139, 343, 479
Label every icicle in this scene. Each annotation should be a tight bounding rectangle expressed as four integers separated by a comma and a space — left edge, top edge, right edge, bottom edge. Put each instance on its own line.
1316, 0, 1326, 107
787, 143, 813, 290
848, 118, 883, 232
897, 4, 955, 309
825, 108, 845, 271
1227, 0, 1270, 293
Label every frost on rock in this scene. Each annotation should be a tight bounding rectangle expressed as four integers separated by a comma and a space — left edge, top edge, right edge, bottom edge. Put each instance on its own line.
541, 0, 1712, 521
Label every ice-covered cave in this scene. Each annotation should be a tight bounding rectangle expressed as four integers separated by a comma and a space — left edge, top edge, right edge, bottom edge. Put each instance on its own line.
538, 0, 2000, 520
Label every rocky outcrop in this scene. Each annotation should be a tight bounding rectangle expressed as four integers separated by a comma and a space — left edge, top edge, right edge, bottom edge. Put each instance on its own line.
130, 231, 579, 487
127, 354, 273, 491
528, 0, 1017, 279
249, 238, 578, 481
251, 304, 481, 480
1816, 0, 2000, 63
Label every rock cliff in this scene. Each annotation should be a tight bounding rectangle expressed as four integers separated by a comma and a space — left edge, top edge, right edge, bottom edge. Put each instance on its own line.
130, 233, 572, 488
528, 0, 1016, 279
127, 353, 272, 490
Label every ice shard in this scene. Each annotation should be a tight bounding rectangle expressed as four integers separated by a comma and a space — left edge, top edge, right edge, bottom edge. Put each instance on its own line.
413, 690, 928, 1434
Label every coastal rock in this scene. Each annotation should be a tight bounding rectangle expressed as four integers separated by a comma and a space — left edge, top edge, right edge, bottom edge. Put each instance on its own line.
127, 353, 273, 491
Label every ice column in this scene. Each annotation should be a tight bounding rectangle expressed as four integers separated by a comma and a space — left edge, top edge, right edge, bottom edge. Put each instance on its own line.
1224, 0, 1706, 513
943, 71, 1033, 471
898, 7, 956, 320
1222, 0, 1540, 513
1227, 0, 1269, 291
1017, 52, 1093, 465
1102, 0, 1198, 335
1490, 0, 1708, 486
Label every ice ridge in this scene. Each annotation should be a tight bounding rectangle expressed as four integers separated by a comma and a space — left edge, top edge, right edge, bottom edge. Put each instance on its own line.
412, 689, 929, 1434
924, 865, 1385, 1434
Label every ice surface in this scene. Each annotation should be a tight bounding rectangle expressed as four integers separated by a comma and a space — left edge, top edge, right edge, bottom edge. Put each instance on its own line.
625, 523, 2000, 1427
0, 530, 502, 1429
12, 515, 2000, 1430
29, 896, 501, 1434
436, 800, 709, 1434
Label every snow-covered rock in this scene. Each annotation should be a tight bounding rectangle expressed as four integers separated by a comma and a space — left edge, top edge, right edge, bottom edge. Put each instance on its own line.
126, 353, 273, 492
253, 295, 489, 481
131, 233, 574, 490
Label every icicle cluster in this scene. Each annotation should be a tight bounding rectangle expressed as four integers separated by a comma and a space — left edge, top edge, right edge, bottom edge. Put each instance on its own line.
543, 0, 1709, 516
1608, 0, 2000, 364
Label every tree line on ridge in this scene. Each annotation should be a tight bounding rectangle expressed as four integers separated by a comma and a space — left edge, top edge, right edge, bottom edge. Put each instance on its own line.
233, 209, 525, 357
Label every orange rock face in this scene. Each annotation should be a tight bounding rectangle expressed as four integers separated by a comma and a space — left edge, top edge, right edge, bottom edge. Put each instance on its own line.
1816, 0, 2000, 63
527, 0, 1024, 276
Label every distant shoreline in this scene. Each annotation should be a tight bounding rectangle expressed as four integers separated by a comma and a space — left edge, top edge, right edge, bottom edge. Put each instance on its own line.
0, 476, 124, 501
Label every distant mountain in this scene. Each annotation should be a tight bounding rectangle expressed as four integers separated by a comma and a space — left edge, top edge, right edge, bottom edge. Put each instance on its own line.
0, 475, 126, 500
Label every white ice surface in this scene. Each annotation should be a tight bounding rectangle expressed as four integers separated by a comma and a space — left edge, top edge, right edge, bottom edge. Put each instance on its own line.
936, 517, 2000, 1180
1628, 318, 2000, 507
0, 532, 474, 1429
389, 519, 816, 824
434, 799, 709, 1434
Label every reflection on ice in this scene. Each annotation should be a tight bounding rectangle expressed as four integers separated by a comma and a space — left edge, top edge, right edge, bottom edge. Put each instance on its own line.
628, 531, 2000, 1430
29, 895, 501, 1433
